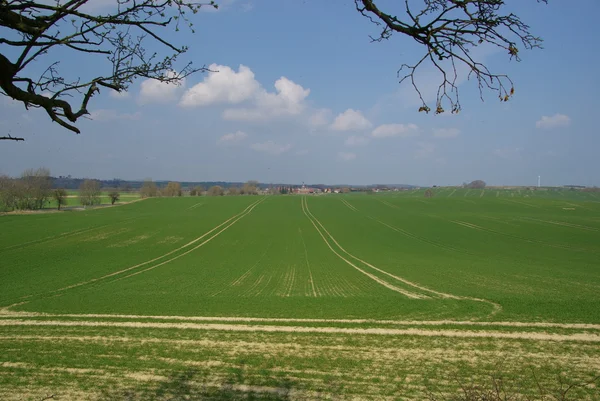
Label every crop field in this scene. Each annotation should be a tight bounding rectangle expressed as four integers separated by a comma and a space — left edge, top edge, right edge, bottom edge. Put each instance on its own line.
1, 193, 599, 399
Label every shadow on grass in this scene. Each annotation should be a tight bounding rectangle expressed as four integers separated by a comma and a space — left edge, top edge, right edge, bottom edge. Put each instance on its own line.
100, 368, 302, 401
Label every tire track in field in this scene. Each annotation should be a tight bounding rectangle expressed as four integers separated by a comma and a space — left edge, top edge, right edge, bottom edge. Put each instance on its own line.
302, 197, 429, 299
353, 199, 502, 314
370, 218, 479, 257
298, 229, 318, 297
116, 197, 267, 281
1, 319, 598, 342
522, 217, 598, 232
187, 202, 204, 210
377, 198, 593, 254
501, 199, 543, 209
49, 198, 266, 292
302, 197, 428, 299
228, 241, 273, 289
449, 220, 593, 253
340, 199, 358, 212
0, 224, 110, 253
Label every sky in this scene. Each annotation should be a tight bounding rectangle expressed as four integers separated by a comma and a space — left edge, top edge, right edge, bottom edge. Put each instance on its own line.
1, 0, 599, 187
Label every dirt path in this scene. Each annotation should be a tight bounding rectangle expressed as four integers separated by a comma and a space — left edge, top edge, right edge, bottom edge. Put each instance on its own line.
1, 309, 599, 330
1, 319, 598, 342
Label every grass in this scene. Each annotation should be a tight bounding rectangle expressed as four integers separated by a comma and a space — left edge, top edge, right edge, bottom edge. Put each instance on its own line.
41, 190, 141, 209
0, 190, 599, 399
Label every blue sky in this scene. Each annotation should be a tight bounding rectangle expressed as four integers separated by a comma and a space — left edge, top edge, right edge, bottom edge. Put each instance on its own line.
1, 0, 599, 186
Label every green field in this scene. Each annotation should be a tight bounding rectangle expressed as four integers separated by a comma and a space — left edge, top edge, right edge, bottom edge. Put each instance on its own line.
1, 193, 599, 399
41, 190, 141, 209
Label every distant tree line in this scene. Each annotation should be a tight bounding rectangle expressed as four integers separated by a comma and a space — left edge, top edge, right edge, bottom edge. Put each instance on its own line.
139, 180, 263, 198
139, 180, 182, 198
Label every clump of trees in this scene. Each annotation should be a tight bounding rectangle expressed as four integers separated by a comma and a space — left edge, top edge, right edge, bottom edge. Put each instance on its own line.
0, 168, 52, 211
52, 188, 68, 210
140, 180, 184, 197
107, 190, 120, 205
140, 180, 159, 198
207, 186, 224, 196
161, 182, 182, 197
241, 181, 259, 195
189, 186, 204, 196
464, 180, 487, 189
228, 187, 241, 196
79, 180, 101, 206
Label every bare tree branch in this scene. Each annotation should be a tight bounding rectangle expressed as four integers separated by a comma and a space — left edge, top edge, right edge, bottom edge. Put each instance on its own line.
0, 0, 218, 140
355, 0, 547, 114
0, 134, 25, 141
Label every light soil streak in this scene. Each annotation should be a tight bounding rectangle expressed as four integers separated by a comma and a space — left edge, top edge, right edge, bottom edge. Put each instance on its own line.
1, 311, 598, 330
1, 319, 598, 342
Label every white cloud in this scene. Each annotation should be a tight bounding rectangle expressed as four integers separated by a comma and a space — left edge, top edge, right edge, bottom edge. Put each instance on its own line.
139, 72, 185, 104
181, 64, 309, 122
180, 64, 259, 107
338, 152, 357, 161
372, 123, 419, 138
308, 108, 332, 128
433, 127, 460, 138
536, 114, 571, 129
330, 109, 371, 131
223, 77, 309, 121
218, 130, 248, 144
345, 135, 369, 147
251, 140, 292, 155
89, 109, 141, 122
110, 90, 130, 99
414, 142, 435, 159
